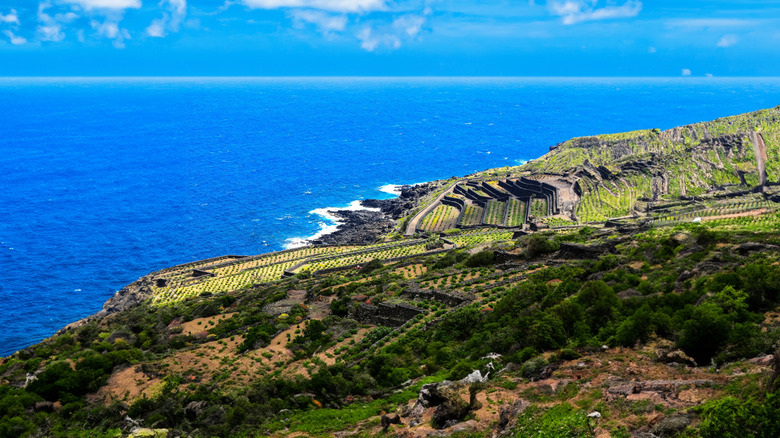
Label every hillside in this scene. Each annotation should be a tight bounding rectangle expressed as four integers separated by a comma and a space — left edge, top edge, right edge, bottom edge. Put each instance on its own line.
1, 107, 780, 438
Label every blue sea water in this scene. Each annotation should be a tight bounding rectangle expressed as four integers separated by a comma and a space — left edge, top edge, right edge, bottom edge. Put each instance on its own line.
2, 77, 780, 357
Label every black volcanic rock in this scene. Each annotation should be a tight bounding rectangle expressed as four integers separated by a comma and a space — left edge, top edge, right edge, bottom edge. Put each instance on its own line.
313, 209, 395, 245
316, 182, 439, 245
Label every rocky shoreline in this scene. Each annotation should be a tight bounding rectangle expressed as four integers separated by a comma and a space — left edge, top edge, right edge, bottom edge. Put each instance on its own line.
311, 181, 440, 245
51, 181, 441, 337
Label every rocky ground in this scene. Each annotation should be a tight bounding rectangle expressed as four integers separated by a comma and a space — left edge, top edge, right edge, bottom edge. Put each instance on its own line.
315, 182, 439, 245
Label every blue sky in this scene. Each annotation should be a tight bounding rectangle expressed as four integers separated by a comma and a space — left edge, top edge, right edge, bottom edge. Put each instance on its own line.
0, 0, 777, 76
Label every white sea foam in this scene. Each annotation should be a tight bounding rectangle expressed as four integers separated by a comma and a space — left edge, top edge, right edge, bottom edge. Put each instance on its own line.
378, 182, 425, 197
378, 184, 404, 196
283, 200, 381, 249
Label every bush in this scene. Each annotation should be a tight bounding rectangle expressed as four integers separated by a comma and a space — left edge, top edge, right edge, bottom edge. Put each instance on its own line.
521, 357, 548, 380
525, 234, 560, 259
464, 251, 495, 268
359, 259, 384, 275
512, 403, 591, 437
432, 253, 458, 270
677, 303, 730, 365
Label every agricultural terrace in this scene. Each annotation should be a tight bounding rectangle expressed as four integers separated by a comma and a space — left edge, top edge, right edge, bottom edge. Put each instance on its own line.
529, 196, 548, 219
418, 204, 460, 232
448, 230, 514, 247
459, 203, 484, 226
149, 239, 449, 305
506, 198, 526, 227
483, 200, 506, 225
295, 243, 431, 274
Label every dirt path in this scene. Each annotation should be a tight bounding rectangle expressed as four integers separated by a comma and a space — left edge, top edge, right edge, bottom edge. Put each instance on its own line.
700, 208, 770, 222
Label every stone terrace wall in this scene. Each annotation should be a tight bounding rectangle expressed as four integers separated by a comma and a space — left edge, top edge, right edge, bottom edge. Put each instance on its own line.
353, 302, 424, 327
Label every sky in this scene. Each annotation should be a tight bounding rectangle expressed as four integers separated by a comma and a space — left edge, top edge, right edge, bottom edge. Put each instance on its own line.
0, 0, 778, 76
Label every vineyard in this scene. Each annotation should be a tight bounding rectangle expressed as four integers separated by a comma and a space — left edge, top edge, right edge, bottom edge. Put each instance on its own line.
148, 239, 447, 305
151, 260, 300, 306
483, 200, 506, 225
506, 198, 526, 227
418, 204, 460, 232
296, 243, 430, 273
650, 200, 776, 226
459, 203, 484, 226
448, 231, 514, 246
529, 196, 548, 218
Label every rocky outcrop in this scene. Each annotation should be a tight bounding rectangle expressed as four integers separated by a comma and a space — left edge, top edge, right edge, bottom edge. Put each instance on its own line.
362, 182, 439, 220
496, 399, 530, 437
312, 209, 396, 246
57, 275, 155, 334
409, 381, 477, 430
317, 183, 440, 245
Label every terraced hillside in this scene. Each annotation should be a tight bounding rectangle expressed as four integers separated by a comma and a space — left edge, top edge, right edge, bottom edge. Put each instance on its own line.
4, 108, 780, 438
525, 106, 780, 221
414, 107, 780, 233
414, 176, 577, 232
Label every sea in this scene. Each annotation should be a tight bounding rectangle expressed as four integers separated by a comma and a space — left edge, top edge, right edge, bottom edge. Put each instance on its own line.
2, 77, 780, 357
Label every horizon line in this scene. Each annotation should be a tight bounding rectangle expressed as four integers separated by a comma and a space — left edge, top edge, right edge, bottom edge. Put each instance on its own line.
2, 75, 780, 80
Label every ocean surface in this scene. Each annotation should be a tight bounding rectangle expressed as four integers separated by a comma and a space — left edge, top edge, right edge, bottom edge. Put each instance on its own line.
2, 77, 780, 356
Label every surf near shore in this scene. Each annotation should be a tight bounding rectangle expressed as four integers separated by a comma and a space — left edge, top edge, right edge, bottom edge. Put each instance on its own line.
284, 182, 439, 247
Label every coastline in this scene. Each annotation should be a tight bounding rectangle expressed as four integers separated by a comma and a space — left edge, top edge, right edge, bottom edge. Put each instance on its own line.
33, 181, 441, 348
283, 182, 437, 247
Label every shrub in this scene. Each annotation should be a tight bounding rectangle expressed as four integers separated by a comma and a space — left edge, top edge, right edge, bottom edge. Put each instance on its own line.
525, 234, 560, 258
464, 251, 495, 268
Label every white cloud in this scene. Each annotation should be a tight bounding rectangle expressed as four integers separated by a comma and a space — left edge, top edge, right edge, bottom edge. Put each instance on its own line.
353, 10, 428, 52
146, 18, 165, 36
667, 18, 757, 29
356, 25, 400, 51
648, 46, 656, 53
55, 12, 81, 23
393, 14, 426, 37
146, 0, 187, 37
681, 68, 691, 76
242, 0, 386, 13
290, 9, 347, 35
61, 0, 142, 11
3, 30, 26, 45
548, 0, 642, 25
91, 19, 131, 47
716, 34, 738, 48
38, 24, 65, 41
0, 9, 20, 25
38, 2, 67, 41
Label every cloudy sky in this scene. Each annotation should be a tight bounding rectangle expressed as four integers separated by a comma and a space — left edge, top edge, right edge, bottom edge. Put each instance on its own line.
0, 0, 777, 76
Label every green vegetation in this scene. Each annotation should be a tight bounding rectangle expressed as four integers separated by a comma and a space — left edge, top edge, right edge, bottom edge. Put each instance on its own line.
506, 198, 526, 227
3, 107, 780, 437
484, 200, 506, 225
420, 204, 461, 232
460, 203, 484, 226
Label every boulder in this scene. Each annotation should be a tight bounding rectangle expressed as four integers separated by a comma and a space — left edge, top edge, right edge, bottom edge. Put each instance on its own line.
460, 369, 489, 384
497, 399, 530, 435
431, 385, 471, 429
184, 401, 207, 421
412, 380, 474, 430
33, 401, 55, 412
417, 381, 453, 408
381, 413, 402, 431
652, 415, 692, 436
661, 350, 697, 367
